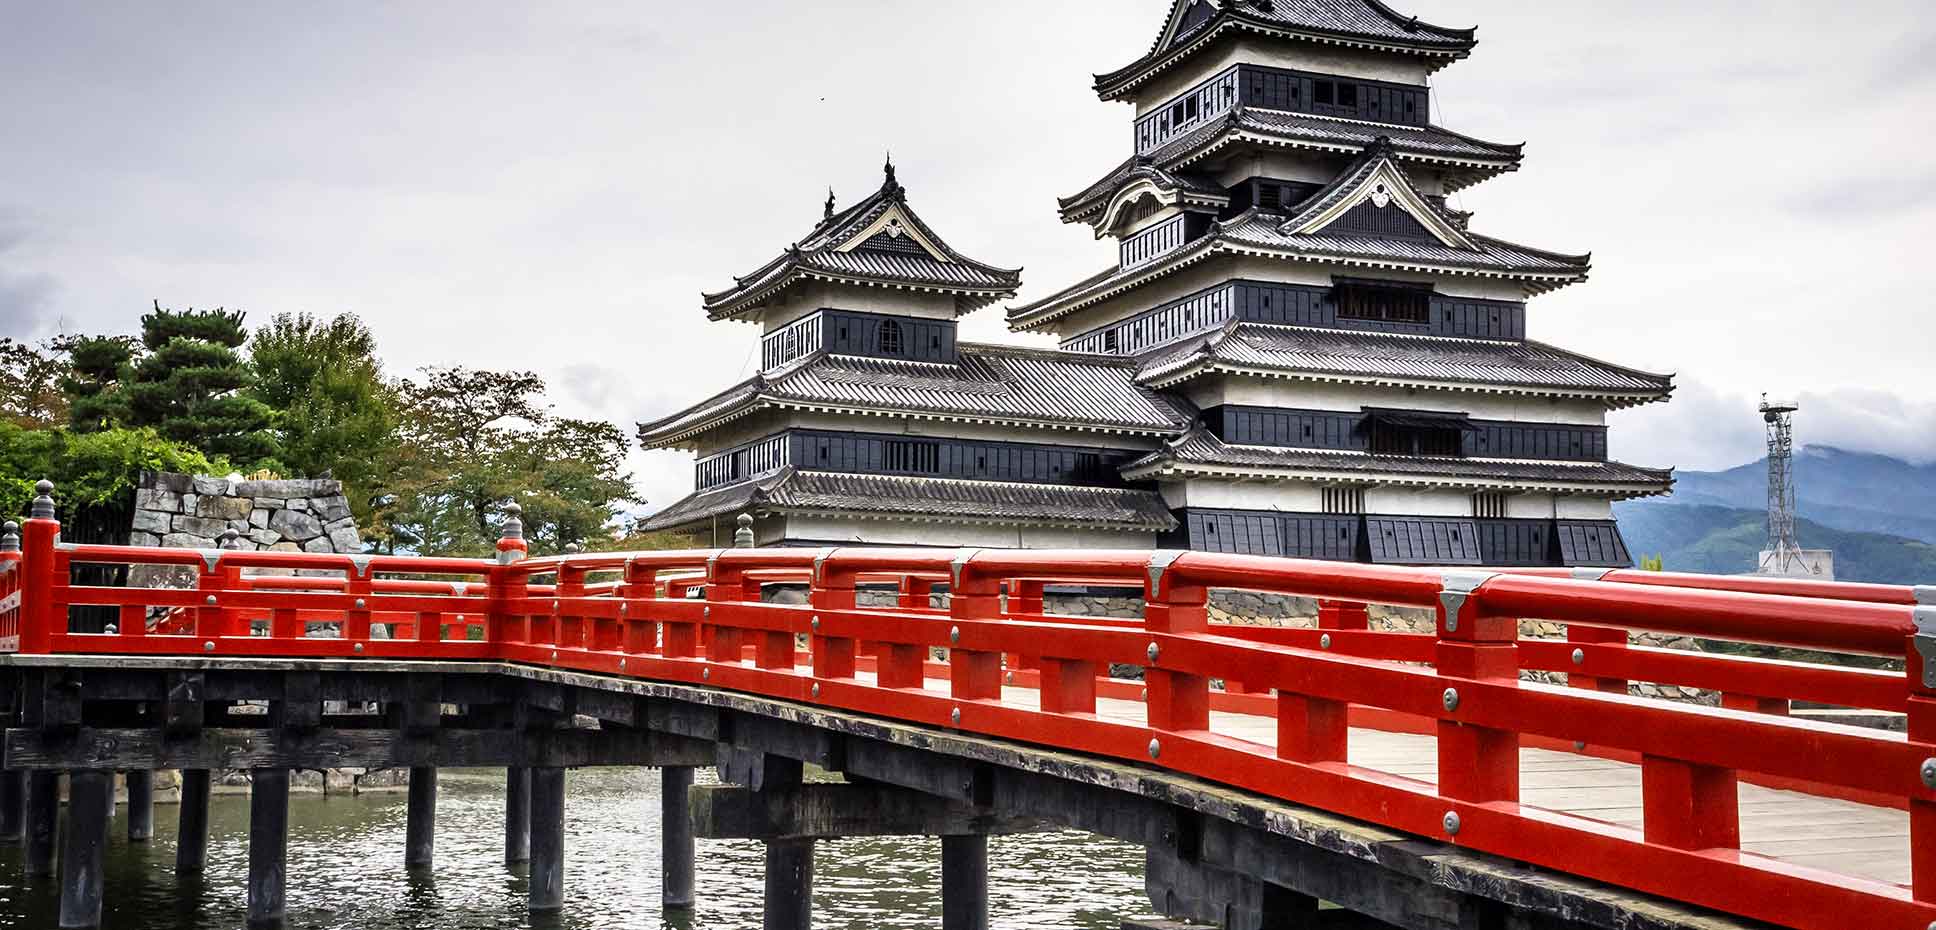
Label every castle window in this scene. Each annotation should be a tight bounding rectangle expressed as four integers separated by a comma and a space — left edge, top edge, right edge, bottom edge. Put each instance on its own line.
1472, 492, 1509, 519
884, 439, 939, 473
1337, 83, 1358, 108
1337, 281, 1430, 324
878, 320, 903, 355
1322, 487, 1364, 514
1315, 80, 1335, 105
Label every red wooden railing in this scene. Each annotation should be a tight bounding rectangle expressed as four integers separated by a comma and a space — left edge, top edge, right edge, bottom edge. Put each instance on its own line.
4, 485, 1933, 930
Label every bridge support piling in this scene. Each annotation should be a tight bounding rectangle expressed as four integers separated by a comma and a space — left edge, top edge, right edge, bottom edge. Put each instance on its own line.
25, 770, 59, 878
762, 839, 814, 930
529, 766, 565, 912
58, 769, 110, 929
0, 769, 23, 842
177, 769, 211, 872
941, 834, 988, 930
125, 770, 154, 841
406, 766, 437, 870
505, 766, 530, 864
247, 769, 290, 927
661, 765, 696, 910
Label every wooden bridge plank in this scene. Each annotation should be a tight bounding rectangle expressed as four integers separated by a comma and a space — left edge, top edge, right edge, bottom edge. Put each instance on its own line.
2, 726, 716, 770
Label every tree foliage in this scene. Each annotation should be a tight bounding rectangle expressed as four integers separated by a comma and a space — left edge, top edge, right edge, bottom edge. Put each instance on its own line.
376, 367, 639, 556
120, 303, 279, 466
0, 338, 70, 428
247, 313, 400, 525
0, 422, 219, 517
59, 334, 137, 432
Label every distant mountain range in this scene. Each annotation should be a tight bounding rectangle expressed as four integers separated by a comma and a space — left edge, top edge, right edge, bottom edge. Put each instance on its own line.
1615, 446, 1936, 585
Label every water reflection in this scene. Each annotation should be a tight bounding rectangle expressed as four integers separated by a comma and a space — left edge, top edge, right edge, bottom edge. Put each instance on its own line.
0, 769, 1145, 929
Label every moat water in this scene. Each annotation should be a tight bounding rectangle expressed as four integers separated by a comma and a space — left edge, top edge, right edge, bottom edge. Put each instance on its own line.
0, 768, 1146, 929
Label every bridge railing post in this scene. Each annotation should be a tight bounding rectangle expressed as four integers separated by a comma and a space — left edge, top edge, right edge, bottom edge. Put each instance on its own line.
809, 552, 856, 682
703, 553, 748, 668
1434, 573, 1519, 809
619, 558, 658, 655
947, 551, 1003, 705
490, 503, 530, 650
19, 480, 60, 654
1143, 552, 1209, 734
1910, 588, 1936, 903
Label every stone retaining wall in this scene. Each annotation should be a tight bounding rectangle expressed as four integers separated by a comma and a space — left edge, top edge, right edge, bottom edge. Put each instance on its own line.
132, 471, 362, 553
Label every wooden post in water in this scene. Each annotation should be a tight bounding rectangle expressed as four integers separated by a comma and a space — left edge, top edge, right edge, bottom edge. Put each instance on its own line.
529, 766, 566, 912
760, 755, 811, 930
25, 770, 59, 878
406, 767, 437, 869
505, 766, 530, 864
247, 769, 290, 927
942, 834, 989, 930
662, 766, 696, 910
177, 769, 212, 871
0, 769, 24, 842
125, 770, 155, 841
58, 769, 110, 928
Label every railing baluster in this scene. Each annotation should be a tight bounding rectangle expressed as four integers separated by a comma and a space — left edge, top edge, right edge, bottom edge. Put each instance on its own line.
808, 560, 855, 681
947, 555, 1002, 702
1144, 556, 1209, 732
1640, 755, 1740, 850
1435, 576, 1519, 804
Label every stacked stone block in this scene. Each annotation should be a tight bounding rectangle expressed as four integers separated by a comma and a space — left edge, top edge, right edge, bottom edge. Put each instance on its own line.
130, 472, 362, 554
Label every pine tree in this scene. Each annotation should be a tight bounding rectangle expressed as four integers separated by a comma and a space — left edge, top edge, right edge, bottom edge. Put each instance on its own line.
120, 302, 279, 466
59, 334, 137, 432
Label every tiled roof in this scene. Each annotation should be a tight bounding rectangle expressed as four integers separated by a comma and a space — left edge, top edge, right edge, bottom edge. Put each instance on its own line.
1124, 429, 1674, 497
1135, 322, 1674, 404
1059, 112, 1521, 226
1098, 0, 1476, 101
1057, 162, 1231, 226
703, 164, 1022, 321
1008, 210, 1588, 330
637, 342, 1197, 448
642, 468, 1178, 533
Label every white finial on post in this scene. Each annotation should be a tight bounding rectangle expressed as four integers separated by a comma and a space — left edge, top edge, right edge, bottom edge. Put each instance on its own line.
734, 513, 756, 549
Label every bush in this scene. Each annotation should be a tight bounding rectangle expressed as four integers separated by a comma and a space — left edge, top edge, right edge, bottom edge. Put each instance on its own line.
0, 422, 221, 518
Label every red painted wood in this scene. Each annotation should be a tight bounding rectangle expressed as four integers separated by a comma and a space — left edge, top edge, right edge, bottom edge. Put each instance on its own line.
1641, 755, 1740, 850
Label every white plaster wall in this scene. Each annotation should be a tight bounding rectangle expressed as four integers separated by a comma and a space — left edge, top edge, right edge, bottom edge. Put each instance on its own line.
1132, 39, 1432, 117
1555, 497, 1614, 520
1505, 492, 1557, 519
1364, 487, 1469, 516
1189, 378, 1610, 426
1159, 479, 1323, 511
781, 516, 1159, 550
760, 283, 958, 332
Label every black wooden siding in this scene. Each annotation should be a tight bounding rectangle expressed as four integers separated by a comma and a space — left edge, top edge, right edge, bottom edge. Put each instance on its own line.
761, 309, 958, 369
1119, 214, 1212, 270
1061, 280, 1525, 356
1328, 200, 1438, 241
1166, 508, 1631, 568
1135, 63, 1429, 154
1204, 405, 1609, 463
790, 430, 1131, 487
1364, 516, 1483, 565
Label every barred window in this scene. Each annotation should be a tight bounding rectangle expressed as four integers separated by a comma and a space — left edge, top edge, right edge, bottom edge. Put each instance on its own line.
1472, 492, 1509, 519
878, 320, 903, 355
1321, 487, 1365, 515
884, 439, 939, 474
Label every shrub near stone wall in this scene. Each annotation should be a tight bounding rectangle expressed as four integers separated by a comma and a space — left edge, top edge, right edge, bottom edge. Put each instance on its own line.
130, 471, 362, 554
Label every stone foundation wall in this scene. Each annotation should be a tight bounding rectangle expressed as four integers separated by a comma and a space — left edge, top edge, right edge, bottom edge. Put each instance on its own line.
131, 471, 361, 554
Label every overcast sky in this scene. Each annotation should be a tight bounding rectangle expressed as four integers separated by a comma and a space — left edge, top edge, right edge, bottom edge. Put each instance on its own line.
3, 1, 1932, 512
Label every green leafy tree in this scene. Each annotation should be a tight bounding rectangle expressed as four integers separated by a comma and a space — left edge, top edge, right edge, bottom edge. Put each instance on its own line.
247, 313, 401, 524
378, 367, 638, 556
0, 338, 71, 428
0, 422, 219, 517
120, 302, 278, 466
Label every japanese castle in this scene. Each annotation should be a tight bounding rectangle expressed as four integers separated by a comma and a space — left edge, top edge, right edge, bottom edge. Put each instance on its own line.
640, 0, 1674, 566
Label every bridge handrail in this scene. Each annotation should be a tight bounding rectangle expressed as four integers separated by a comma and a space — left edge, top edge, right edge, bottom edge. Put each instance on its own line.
3, 491, 1932, 930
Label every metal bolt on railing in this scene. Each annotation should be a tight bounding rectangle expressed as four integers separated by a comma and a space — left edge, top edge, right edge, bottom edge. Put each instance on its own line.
1443, 812, 1462, 836
1146, 642, 1161, 664
811, 683, 821, 698
354, 598, 366, 610
1571, 648, 1585, 666
204, 595, 217, 606
1147, 739, 1161, 760
701, 669, 710, 681
949, 626, 960, 645
1319, 633, 1332, 650
1922, 758, 1936, 790
811, 616, 820, 632
950, 707, 961, 726
202, 641, 214, 652
1442, 688, 1461, 712
354, 643, 364, 653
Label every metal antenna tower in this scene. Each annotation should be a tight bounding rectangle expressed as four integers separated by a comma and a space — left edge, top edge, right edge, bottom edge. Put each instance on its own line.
1757, 395, 1803, 574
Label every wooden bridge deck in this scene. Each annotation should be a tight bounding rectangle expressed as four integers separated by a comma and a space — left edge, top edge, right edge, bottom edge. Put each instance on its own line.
1002, 686, 1912, 888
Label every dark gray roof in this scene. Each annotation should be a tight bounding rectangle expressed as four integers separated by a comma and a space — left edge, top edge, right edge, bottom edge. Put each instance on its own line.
642, 467, 1178, 533
1098, 0, 1476, 101
637, 342, 1197, 448
1135, 322, 1674, 405
703, 165, 1023, 321
1123, 429, 1673, 497
1057, 162, 1231, 227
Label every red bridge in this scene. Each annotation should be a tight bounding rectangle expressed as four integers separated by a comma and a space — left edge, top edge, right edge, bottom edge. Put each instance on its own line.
1, 481, 1930, 930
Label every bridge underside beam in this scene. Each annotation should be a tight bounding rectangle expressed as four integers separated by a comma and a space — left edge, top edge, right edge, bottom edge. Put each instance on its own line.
2, 726, 715, 770
689, 783, 1047, 841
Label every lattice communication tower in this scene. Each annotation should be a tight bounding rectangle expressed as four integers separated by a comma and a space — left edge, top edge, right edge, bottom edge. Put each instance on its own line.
1757, 395, 1803, 574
